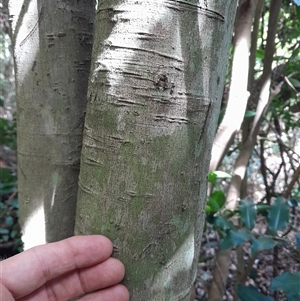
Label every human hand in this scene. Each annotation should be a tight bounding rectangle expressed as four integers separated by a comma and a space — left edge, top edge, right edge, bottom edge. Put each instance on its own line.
0, 235, 129, 301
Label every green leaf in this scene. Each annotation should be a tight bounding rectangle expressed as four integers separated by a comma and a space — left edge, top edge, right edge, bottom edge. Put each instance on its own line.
245, 110, 256, 117
0, 228, 9, 234
10, 229, 17, 238
6, 199, 19, 209
288, 199, 298, 207
5, 216, 14, 227
210, 190, 226, 208
206, 215, 215, 225
214, 216, 235, 231
219, 229, 251, 250
270, 272, 300, 296
207, 172, 217, 184
0, 96, 4, 107
206, 190, 226, 215
256, 203, 270, 217
0, 117, 8, 129
239, 198, 256, 230
267, 197, 289, 235
249, 268, 258, 280
205, 205, 214, 214
251, 235, 276, 254
212, 171, 231, 178
236, 285, 274, 301
289, 77, 300, 88
17, 244, 24, 253
256, 49, 265, 60
1, 235, 9, 242
0, 168, 15, 182
0, 201, 7, 218
285, 292, 300, 301
208, 171, 231, 184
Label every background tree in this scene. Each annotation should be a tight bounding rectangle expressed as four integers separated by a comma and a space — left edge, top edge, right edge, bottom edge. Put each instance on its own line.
203, 1, 300, 300
8, 0, 95, 248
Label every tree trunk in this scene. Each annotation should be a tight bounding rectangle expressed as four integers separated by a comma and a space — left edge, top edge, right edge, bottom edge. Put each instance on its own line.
9, 0, 95, 249
75, 1, 237, 300
208, 1, 282, 300
209, 0, 257, 177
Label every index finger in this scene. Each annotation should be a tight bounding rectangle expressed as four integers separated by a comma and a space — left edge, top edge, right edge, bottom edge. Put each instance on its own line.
0, 235, 113, 299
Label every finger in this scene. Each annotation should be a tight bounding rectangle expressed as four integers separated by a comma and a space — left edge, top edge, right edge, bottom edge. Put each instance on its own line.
18, 257, 126, 301
1, 235, 113, 299
76, 285, 130, 301
0, 284, 14, 301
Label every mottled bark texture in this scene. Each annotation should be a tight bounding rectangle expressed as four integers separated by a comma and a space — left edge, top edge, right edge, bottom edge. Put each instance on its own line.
75, 1, 237, 300
9, 0, 95, 248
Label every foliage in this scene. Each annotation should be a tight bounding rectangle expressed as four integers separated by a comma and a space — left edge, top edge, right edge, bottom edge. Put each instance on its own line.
205, 187, 299, 300
270, 272, 300, 300
267, 197, 289, 235
206, 190, 226, 215
208, 197, 290, 252
237, 272, 300, 301
0, 116, 16, 150
236, 285, 274, 301
0, 116, 20, 255
0, 168, 23, 255
0, 6, 20, 257
206, 171, 230, 215
207, 171, 231, 185
203, 2, 300, 298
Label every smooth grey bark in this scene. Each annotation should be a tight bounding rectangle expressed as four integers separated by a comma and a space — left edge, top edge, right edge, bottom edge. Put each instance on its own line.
9, 0, 95, 248
209, 0, 257, 177
75, 1, 237, 300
